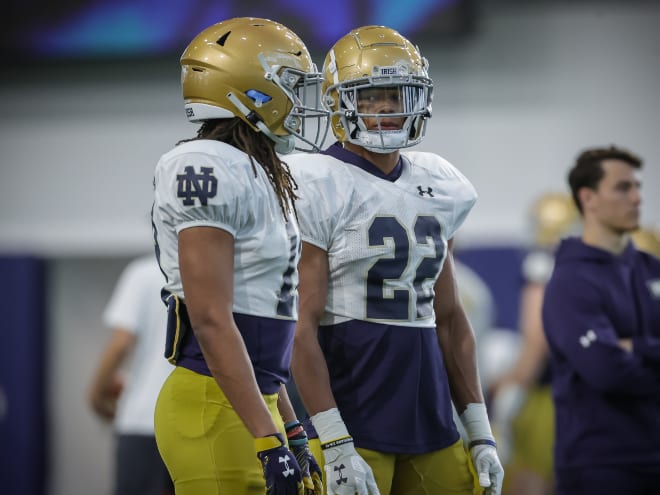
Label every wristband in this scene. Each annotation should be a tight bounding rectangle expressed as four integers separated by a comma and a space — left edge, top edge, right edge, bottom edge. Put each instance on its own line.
310, 407, 350, 444
320, 436, 353, 450
459, 402, 495, 442
468, 438, 497, 449
285, 420, 308, 447
254, 433, 284, 452
285, 421, 305, 438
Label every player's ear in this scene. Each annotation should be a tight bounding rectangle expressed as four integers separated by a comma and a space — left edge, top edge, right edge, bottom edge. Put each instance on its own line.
577, 186, 594, 214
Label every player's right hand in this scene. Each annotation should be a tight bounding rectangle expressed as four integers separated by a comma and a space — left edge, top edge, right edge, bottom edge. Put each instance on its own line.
255, 433, 304, 495
459, 403, 504, 495
469, 442, 504, 495
321, 436, 379, 495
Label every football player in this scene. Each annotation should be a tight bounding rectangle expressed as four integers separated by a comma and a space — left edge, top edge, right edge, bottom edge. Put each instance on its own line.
287, 25, 504, 495
151, 17, 325, 495
488, 192, 579, 495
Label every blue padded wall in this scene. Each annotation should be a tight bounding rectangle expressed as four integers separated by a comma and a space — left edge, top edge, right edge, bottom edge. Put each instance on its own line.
0, 256, 47, 495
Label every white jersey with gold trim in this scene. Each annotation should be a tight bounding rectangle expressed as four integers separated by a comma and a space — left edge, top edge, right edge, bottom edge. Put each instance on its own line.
287, 147, 476, 327
152, 139, 300, 320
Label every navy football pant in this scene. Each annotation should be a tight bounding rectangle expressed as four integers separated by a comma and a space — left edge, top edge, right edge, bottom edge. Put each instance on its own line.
115, 434, 173, 495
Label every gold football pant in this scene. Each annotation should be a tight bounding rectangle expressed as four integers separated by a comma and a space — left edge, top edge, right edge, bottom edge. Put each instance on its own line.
154, 366, 284, 495
310, 436, 478, 494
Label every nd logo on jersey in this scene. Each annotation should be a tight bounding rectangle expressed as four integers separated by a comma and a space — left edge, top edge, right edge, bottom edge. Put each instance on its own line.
177, 166, 218, 206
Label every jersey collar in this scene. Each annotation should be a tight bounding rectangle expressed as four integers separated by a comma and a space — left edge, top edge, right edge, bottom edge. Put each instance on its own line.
323, 142, 403, 182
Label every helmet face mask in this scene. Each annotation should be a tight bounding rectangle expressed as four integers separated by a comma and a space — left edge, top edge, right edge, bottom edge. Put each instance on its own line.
181, 17, 328, 154
323, 26, 433, 153
264, 59, 329, 152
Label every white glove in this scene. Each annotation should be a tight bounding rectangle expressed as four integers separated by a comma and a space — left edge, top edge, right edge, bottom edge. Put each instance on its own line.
310, 408, 380, 495
459, 403, 504, 495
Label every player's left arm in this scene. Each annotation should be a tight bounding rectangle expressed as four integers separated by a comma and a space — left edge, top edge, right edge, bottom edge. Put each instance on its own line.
434, 239, 483, 409
434, 239, 504, 495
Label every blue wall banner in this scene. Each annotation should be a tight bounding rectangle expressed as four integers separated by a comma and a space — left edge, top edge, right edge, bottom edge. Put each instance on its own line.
0, 256, 47, 495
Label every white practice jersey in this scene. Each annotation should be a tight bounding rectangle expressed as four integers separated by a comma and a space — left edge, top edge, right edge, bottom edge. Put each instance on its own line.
152, 140, 300, 320
287, 148, 477, 327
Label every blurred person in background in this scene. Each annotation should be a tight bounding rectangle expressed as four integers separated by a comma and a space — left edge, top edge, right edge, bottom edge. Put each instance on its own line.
88, 254, 174, 495
542, 145, 660, 495
454, 259, 497, 347
287, 25, 504, 495
488, 192, 579, 495
631, 225, 660, 259
151, 17, 326, 495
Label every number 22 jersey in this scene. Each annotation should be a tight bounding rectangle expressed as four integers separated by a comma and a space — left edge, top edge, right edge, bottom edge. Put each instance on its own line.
287, 143, 477, 453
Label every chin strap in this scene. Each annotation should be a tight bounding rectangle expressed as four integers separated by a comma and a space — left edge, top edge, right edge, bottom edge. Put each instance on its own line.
226, 92, 295, 154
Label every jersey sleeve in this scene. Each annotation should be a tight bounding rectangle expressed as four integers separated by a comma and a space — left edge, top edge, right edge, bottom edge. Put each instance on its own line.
154, 150, 251, 237
289, 157, 346, 251
542, 269, 660, 396
445, 164, 477, 240
408, 151, 477, 240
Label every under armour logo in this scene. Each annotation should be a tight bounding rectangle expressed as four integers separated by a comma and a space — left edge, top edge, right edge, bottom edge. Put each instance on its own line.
647, 279, 660, 298
417, 186, 434, 197
177, 166, 218, 206
334, 463, 348, 485
279, 454, 295, 477
579, 329, 597, 348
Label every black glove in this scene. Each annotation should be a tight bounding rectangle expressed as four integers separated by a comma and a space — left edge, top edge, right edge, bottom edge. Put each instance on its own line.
255, 432, 304, 495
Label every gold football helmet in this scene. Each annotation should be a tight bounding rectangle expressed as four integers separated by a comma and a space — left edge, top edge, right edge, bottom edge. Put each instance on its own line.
322, 25, 433, 153
181, 17, 328, 154
632, 226, 660, 257
530, 192, 580, 247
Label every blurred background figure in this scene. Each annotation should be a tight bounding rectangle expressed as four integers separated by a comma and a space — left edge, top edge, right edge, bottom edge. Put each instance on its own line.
487, 192, 579, 495
631, 226, 660, 258
87, 254, 174, 495
455, 259, 498, 346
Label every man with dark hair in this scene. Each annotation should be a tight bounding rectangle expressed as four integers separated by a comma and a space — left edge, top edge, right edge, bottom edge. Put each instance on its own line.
542, 145, 660, 495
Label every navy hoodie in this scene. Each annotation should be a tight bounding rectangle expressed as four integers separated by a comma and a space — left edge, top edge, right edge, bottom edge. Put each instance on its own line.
542, 236, 660, 471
